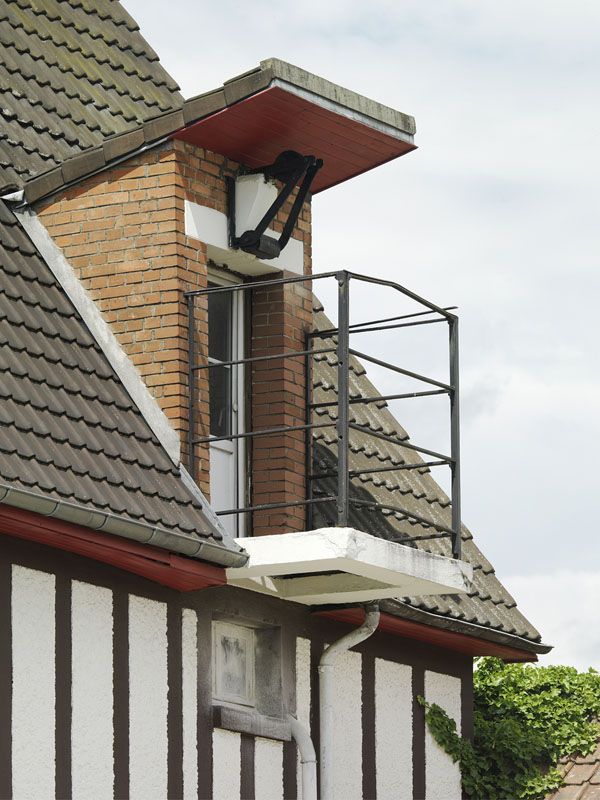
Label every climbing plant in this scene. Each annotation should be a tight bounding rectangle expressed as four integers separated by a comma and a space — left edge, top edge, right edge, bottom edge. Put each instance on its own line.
419, 657, 600, 800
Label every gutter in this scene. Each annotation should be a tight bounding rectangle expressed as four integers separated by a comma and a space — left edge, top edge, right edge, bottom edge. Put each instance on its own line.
385, 598, 552, 655
0, 484, 248, 569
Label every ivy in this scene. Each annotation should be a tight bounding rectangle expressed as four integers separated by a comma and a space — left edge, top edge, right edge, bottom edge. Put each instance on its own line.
419, 658, 600, 799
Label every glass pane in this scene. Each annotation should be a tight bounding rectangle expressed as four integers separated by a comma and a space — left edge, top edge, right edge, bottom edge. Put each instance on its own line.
210, 364, 231, 437
208, 288, 232, 363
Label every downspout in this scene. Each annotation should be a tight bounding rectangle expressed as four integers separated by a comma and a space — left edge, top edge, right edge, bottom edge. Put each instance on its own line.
288, 715, 317, 800
318, 602, 380, 800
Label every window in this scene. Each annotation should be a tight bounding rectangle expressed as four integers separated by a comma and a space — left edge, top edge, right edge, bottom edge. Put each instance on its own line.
207, 268, 246, 537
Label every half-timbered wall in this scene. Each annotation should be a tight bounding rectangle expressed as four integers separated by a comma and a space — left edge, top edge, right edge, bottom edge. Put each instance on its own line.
0, 536, 471, 800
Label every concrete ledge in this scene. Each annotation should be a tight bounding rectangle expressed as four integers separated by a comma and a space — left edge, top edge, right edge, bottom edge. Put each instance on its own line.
227, 527, 473, 605
212, 705, 291, 742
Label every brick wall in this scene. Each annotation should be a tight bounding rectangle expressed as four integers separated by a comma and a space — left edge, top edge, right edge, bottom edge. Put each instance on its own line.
37, 138, 313, 533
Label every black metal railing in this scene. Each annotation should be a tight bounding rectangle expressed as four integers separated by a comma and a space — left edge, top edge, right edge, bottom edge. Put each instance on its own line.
185, 270, 462, 559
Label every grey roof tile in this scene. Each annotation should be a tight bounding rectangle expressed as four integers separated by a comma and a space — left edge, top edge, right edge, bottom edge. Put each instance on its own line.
0, 0, 182, 189
0, 199, 241, 554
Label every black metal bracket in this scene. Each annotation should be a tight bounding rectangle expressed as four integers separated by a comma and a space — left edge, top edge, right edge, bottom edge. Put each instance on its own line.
227, 150, 323, 260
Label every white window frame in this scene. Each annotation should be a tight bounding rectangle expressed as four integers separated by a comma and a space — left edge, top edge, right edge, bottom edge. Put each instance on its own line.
207, 266, 247, 537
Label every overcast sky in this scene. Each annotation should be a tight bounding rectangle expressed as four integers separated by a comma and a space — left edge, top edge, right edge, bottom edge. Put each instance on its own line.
126, 0, 600, 670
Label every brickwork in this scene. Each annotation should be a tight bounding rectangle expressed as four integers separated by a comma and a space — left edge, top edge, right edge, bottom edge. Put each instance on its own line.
37, 138, 313, 532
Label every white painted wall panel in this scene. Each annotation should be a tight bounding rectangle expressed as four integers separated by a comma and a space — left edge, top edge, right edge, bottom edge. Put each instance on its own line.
425, 671, 462, 800
182, 608, 198, 800
11, 565, 55, 800
375, 659, 413, 800
71, 581, 113, 799
129, 595, 168, 800
332, 649, 362, 800
212, 729, 241, 800
295, 636, 311, 796
255, 737, 284, 800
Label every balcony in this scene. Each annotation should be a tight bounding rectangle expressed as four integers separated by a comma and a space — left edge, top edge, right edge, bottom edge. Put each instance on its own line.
185, 271, 468, 602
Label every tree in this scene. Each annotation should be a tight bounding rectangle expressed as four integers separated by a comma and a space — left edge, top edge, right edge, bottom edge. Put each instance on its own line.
420, 657, 600, 799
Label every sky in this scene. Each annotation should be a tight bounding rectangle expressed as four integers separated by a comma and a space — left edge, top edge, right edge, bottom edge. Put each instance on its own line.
125, 0, 600, 670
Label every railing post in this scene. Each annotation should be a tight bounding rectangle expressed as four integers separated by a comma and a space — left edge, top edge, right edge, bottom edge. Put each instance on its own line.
336, 271, 350, 527
305, 329, 314, 530
449, 315, 461, 559
187, 294, 196, 478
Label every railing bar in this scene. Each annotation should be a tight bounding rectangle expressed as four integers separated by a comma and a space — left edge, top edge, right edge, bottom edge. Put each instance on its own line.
310, 459, 447, 480
193, 346, 337, 371
186, 295, 196, 477
346, 271, 456, 318
349, 498, 455, 535
311, 312, 455, 339
348, 423, 453, 462
348, 348, 452, 391
194, 420, 336, 445
184, 270, 340, 297
310, 389, 448, 410
216, 496, 337, 516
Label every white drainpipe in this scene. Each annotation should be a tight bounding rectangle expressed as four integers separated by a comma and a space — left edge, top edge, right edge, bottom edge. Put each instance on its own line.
318, 602, 381, 800
288, 714, 317, 800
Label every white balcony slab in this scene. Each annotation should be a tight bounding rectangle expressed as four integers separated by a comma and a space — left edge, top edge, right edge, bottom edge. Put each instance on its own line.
226, 527, 472, 605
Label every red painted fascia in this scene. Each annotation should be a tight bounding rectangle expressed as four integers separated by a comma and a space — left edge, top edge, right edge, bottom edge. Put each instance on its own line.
0, 503, 226, 591
317, 607, 539, 663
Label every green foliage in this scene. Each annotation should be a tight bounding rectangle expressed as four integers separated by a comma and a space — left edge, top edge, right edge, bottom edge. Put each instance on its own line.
419, 658, 600, 800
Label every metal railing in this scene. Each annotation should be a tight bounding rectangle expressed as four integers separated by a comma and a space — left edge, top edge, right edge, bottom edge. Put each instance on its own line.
185, 270, 462, 559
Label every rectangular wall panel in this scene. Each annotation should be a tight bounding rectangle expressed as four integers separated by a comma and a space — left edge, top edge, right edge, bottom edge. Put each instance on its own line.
129, 595, 168, 800
425, 671, 462, 800
71, 581, 113, 799
332, 649, 363, 800
375, 658, 413, 800
182, 608, 198, 800
213, 729, 241, 800
255, 737, 284, 800
11, 565, 55, 800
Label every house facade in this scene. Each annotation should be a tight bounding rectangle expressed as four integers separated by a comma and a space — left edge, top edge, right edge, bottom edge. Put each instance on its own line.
0, 3, 549, 799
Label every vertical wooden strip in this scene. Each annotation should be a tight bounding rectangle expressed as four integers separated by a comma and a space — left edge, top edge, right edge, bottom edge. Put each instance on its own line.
113, 589, 129, 800
412, 667, 426, 800
361, 653, 376, 800
55, 574, 72, 800
0, 560, 12, 799
240, 734, 255, 800
283, 740, 297, 800
168, 603, 184, 800
196, 609, 213, 800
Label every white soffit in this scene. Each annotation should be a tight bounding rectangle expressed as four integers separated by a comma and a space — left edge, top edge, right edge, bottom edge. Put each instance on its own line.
226, 527, 473, 606
184, 199, 304, 275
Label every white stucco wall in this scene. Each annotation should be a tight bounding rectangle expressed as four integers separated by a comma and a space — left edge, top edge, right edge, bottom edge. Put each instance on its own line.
332, 648, 363, 800
128, 595, 168, 800
182, 608, 198, 800
295, 636, 311, 795
212, 729, 241, 800
11, 565, 56, 800
375, 658, 413, 800
425, 670, 462, 800
71, 581, 113, 799
255, 737, 284, 800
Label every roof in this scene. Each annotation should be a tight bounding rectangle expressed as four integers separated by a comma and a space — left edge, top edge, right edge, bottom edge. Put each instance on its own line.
0, 0, 181, 190
311, 302, 548, 656
3, 47, 417, 203
0, 198, 245, 566
546, 740, 600, 800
